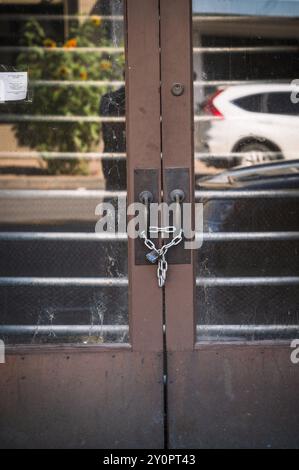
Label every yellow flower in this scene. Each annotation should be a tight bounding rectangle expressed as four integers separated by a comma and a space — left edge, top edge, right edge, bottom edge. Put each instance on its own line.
43, 38, 57, 49
91, 15, 102, 27
79, 70, 88, 80
100, 60, 112, 71
64, 38, 78, 49
58, 66, 70, 77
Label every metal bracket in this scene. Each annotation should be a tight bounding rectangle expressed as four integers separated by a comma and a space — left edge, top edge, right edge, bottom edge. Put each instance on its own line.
134, 168, 191, 266
164, 168, 191, 265
134, 169, 160, 265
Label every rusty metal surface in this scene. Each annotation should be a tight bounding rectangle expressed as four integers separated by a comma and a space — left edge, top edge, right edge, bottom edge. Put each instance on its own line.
168, 343, 299, 449
0, 350, 164, 449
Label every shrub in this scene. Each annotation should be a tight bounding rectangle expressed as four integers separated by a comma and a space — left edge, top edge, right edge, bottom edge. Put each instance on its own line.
13, 16, 125, 175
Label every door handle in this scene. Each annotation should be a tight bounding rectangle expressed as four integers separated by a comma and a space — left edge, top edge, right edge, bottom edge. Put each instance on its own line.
165, 169, 191, 265
134, 169, 159, 265
134, 168, 191, 266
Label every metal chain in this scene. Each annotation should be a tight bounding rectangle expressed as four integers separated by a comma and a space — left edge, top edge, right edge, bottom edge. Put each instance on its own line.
140, 228, 184, 288
149, 226, 176, 234
158, 255, 168, 288
142, 235, 159, 254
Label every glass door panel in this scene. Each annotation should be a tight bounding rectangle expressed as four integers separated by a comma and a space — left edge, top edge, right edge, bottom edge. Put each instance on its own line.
0, 0, 128, 345
192, 0, 299, 342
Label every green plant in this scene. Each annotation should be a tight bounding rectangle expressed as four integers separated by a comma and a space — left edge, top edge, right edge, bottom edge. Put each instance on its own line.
14, 16, 125, 175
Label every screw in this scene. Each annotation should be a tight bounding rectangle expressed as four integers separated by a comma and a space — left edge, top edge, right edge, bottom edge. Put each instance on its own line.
171, 83, 185, 97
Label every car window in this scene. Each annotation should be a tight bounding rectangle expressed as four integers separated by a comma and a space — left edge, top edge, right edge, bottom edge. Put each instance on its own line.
234, 91, 299, 116
233, 94, 264, 113
266, 92, 299, 116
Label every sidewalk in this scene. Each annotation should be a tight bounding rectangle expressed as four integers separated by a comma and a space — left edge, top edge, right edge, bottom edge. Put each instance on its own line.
0, 175, 105, 190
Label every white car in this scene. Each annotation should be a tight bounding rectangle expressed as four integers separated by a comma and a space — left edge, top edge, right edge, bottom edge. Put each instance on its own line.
202, 84, 299, 167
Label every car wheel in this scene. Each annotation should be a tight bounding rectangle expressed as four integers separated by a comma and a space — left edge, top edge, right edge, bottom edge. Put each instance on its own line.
236, 142, 283, 166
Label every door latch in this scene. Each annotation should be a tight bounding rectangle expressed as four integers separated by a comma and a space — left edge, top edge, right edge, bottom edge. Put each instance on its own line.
134, 168, 191, 274
140, 227, 184, 288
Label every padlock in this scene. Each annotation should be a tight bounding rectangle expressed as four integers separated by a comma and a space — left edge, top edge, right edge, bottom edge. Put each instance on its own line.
146, 250, 160, 264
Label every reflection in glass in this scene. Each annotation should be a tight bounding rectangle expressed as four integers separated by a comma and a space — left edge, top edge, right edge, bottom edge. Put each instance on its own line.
0, 0, 128, 345
193, 0, 299, 341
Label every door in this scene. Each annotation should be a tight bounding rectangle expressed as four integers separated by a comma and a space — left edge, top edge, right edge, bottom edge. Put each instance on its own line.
0, 0, 165, 449
1, 0, 299, 451
163, 0, 299, 449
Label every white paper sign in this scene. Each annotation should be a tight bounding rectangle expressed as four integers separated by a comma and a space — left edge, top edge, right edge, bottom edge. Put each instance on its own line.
0, 72, 28, 102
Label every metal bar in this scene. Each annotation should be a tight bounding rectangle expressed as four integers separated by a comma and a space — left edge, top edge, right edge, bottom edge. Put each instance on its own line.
194, 114, 299, 122
194, 151, 286, 159
0, 151, 126, 160
4, 46, 294, 55
0, 277, 128, 287
193, 46, 299, 53
199, 160, 299, 174
196, 325, 299, 338
196, 190, 299, 199
0, 232, 298, 243
0, 115, 125, 123
3, 80, 285, 90
1, 324, 297, 338
192, 15, 290, 22
202, 232, 299, 242
0, 46, 124, 54
194, 80, 286, 87
0, 15, 124, 22
5, 114, 295, 125
32, 80, 125, 88
1, 189, 298, 200
194, 116, 221, 122
0, 325, 129, 336
196, 277, 299, 287
0, 14, 283, 23
0, 233, 128, 242
2, 325, 296, 338
0, 190, 126, 199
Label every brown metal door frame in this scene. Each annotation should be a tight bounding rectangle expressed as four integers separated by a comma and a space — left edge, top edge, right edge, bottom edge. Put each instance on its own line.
160, 0, 196, 354
159, 0, 196, 449
126, 0, 163, 354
